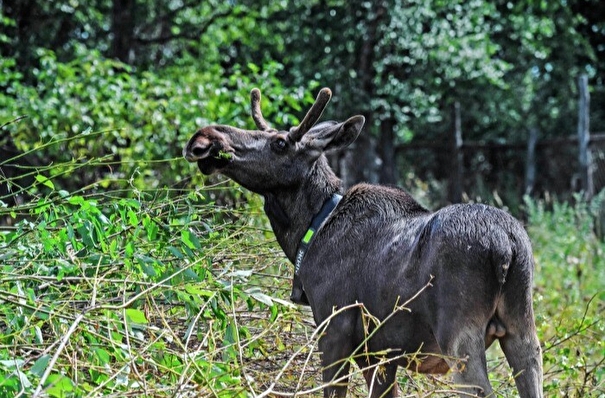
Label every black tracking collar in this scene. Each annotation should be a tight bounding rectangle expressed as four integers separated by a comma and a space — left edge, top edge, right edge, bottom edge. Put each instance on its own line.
294, 193, 342, 275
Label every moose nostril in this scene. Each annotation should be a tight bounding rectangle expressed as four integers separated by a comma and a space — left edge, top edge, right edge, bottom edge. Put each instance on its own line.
192, 145, 206, 157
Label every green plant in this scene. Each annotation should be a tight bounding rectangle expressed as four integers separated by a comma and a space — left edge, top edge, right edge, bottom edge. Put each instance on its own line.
0, 149, 294, 396
525, 195, 605, 397
0, 47, 314, 196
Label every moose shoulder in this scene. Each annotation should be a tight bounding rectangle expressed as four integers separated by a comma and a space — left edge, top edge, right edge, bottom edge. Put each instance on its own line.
183, 87, 543, 398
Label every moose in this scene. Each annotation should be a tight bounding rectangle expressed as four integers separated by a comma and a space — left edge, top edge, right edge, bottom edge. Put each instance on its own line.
183, 87, 543, 397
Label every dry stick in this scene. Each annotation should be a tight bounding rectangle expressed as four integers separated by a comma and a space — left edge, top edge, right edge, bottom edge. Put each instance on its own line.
31, 254, 202, 396
149, 293, 221, 398
256, 306, 408, 397
161, 291, 219, 397
258, 277, 435, 397
32, 256, 102, 397
331, 276, 436, 391
294, 319, 324, 392
0, 115, 27, 130
255, 303, 362, 398
88, 321, 171, 396
184, 291, 217, 350
545, 293, 600, 351
268, 351, 409, 397
174, 338, 208, 397
120, 281, 150, 395
233, 311, 288, 352
229, 276, 258, 398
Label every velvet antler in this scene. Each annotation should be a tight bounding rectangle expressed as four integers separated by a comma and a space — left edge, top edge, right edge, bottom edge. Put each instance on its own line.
289, 88, 332, 141
250, 88, 271, 131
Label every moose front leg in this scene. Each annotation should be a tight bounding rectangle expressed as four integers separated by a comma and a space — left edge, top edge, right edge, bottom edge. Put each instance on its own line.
318, 320, 355, 398
319, 336, 352, 397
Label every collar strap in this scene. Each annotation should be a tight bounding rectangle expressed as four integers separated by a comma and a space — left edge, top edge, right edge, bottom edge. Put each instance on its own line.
294, 193, 342, 275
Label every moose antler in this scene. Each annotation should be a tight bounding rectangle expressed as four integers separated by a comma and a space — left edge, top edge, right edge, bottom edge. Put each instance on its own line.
289, 87, 332, 142
250, 88, 271, 131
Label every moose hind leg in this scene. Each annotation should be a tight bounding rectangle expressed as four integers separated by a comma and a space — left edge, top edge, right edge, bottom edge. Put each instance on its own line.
357, 357, 399, 398
499, 332, 543, 398
497, 265, 543, 397
498, 314, 543, 398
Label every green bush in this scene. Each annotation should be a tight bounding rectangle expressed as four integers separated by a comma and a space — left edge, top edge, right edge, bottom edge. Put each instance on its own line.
526, 195, 605, 397
1, 47, 316, 195
0, 159, 291, 396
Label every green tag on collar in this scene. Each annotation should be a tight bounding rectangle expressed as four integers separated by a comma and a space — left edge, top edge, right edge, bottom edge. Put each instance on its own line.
302, 229, 315, 244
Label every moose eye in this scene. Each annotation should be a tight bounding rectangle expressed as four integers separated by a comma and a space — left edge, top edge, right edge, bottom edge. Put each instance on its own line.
271, 138, 288, 153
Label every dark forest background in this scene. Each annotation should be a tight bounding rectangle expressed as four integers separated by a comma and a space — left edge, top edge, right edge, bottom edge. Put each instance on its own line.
2, 0, 604, 212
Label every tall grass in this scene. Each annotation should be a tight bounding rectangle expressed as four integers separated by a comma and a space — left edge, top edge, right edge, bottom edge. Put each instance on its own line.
525, 196, 605, 397
0, 140, 603, 396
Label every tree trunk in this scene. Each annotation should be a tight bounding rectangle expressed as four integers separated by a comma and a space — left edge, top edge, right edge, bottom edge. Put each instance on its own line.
341, 0, 386, 187
111, 0, 136, 63
379, 118, 397, 185
577, 74, 593, 199
524, 127, 538, 196
448, 101, 463, 203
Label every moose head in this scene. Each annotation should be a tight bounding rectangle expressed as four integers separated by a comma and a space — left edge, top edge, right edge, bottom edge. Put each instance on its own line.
183, 88, 364, 195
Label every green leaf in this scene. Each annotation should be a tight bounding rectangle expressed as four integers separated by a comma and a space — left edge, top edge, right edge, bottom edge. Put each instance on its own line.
16, 370, 31, 389
30, 355, 50, 377
68, 195, 85, 205
269, 303, 279, 322
185, 285, 214, 297
125, 308, 148, 324
246, 287, 273, 306
181, 229, 201, 250
167, 246, 184, 259
35, 174, 55, 190
135, 254, 158, 277
127, 209, 138, 227
45, 374, 74, 398
93, 348, 111, 365
0, 359, 24, 369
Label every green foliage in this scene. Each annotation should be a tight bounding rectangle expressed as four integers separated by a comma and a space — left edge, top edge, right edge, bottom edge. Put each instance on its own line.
0, 153, 294, 396
525, 195, 605, 396
372, 0, 510, 138
0, 47, 312, 194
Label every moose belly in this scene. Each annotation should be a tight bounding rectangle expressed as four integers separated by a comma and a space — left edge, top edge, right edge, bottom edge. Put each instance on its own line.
358, 311, 450, 374
400, 354, 450, 374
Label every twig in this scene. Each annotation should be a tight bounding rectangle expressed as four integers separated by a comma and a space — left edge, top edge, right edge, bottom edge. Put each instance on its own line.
0, 115, 27, 130
31, 256, 102, 397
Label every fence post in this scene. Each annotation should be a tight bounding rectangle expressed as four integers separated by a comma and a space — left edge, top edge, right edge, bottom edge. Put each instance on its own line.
525, 127, 538, 196
448, 101, 463, 203
577, 75, 593, 200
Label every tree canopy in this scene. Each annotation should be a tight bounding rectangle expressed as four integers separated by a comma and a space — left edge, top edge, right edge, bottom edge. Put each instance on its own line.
1, 0, 603, 202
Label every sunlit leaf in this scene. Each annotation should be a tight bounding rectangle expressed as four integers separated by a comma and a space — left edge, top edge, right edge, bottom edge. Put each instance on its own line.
35, 174, 55, 190
125, 308, 148, 324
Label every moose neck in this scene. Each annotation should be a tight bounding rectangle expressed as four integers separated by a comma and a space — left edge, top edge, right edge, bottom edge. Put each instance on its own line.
262, 156, 341, 262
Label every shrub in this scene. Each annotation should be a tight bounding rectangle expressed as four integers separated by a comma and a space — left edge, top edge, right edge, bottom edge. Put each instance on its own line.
1, 47, 316, 195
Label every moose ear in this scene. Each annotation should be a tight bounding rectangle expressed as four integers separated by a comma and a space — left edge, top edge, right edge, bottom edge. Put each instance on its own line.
301, 115, 365, 152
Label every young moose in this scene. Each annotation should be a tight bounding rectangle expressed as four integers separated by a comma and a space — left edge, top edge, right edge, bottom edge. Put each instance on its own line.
183, 88, 543, 397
